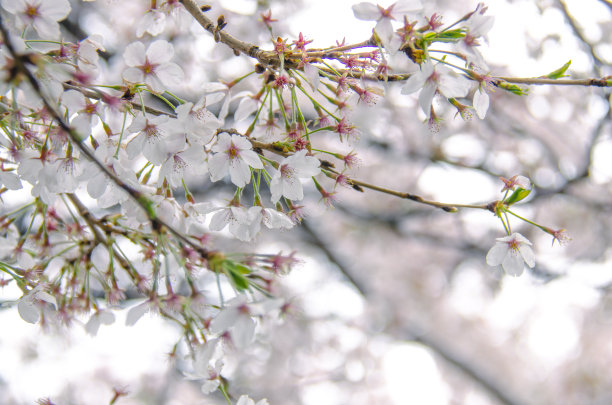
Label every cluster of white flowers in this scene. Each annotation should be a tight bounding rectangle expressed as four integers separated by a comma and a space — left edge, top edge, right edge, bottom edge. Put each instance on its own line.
353, 1, 496, 119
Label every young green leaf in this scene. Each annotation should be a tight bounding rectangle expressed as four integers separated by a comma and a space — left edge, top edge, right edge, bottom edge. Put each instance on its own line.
544, 60, 571, 79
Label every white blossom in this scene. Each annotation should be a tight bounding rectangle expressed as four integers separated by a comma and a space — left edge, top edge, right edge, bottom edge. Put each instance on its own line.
175, 96, 222, 145
208, 133, 263, 188
17, 286, 57, 324
486, 233, 535, 277
352, 1, 422, 52
401, 60, 472, 118
122, 40, 184, 93
270, 150, 321, 203
1, 0, 71, 39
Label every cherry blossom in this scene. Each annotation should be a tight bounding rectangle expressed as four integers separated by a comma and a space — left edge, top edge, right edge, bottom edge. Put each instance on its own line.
270, 150, 321, 203
209, 296, 256, 349
122, 40, 184, 93
208, 133, 263, 188
352, 0, 422, 51
175, 96, 222, 145
17, 285, 57, 324
247, 206, 294, 237
158, 144, 207, 188
401, 60, 472, 118
1, 0, 71, 39
486, 233, 536, 276
85, 311, 116, 336
61, 90, 100, 136
126, 114, 182, 165
209, 204, 252, 241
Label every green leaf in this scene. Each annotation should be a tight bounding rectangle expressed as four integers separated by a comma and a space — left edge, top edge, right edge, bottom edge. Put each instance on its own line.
224, 261, 251, 290
544, 60, 571, 79
505, 187, 531, 205
497, 81, 528, 96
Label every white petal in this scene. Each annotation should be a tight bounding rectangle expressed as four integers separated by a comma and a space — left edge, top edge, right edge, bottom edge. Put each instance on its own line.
418, 81, 437, 117
210, 307, 238, 334
519, 245, 536, 268
17, 299, 39, 324
502, 250, 524, 276
156, 63, 184, 87
439, 74, 471, 98
234, 97, 258, 122
393, 0, 423, 13
209, 209, 230, 231
123, 42, 146, 67
228, 159, 251, 188
208, 153, 229, 182
232, 315, 256, 349
486, 243, 507, 266
352, 2, 380, 21
473, 88, 489, 119
240, 150, 264, 170
147, 40, 174, 64
126, 302, 148, 326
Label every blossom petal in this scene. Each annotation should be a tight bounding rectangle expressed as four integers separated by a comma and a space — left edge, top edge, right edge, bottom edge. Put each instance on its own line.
486, 243, 506, 266
502, 250, 524, 276
352, 2, 380, 21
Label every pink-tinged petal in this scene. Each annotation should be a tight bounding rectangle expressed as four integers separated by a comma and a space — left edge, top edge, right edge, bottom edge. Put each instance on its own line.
123, 42, 146, 67
473, 88, 489, 119
156, 62, 184, 87
209, 153, 229, 182
122, 67, 144, 84
147, 40, 174, 64
519, 245, 536, 268
240, 150, 264, 169
502, 250, 524, 276
486, 243, 507, 266
418, 81, 437, 117
352, 2, 380, 21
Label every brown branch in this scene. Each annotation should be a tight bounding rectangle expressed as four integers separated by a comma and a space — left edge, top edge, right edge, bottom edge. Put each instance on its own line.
495, 76, 610, 87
